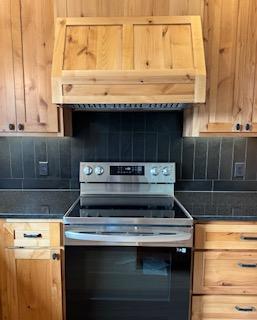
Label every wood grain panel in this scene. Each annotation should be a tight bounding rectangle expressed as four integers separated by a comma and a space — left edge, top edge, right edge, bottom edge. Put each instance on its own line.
5, 248, 63, 320
64, 25, 122, 70
192, 295, 257, 319
194, 251, 257, 295
20, 0, 59, 133
0, 0, 17, 132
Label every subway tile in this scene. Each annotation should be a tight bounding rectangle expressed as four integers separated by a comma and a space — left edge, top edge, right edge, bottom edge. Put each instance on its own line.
71, 137, 84, 179
47, 138, 60, 178
232, 138, 246, 180
194, 138, 207, 179
170, 139, 182, 180
207, 138, 221, 179
132, 132, 145, 162
70, 179, 80, 189
22, 138, 35, 178
60, 138, 71, 179
0, 138, 11, 178
107, 132, 120, 162
94, 133, 108, 161
120, 112, 134, 132
0, 179, 22, 189
175, 180, 212, 191
213, 180, 257, 192
120, 132, 133, 162
245, 138, 257, 180
22, 179, 70, 189
157, 133, 170, 162
145, 132, 158, 162
9, 138, 23, 178
219, 138, 233, 180
133, 113, 146, 132
181, 138, 195, 179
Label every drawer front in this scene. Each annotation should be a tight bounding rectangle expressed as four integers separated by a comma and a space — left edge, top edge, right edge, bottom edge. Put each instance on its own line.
192, 295, 257, 319
193, 252, 257, 294
195, 224, 257, 250
4, 222, 62, 247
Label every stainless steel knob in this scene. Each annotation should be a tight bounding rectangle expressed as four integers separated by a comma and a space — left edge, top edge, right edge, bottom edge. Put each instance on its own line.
162, 167, 171, 176
95, 166, 104, 175
151, 167, 159, 176
83, 166, 93, 175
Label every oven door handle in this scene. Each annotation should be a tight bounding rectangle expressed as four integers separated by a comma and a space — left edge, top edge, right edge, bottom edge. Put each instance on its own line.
65, 231, 191, 243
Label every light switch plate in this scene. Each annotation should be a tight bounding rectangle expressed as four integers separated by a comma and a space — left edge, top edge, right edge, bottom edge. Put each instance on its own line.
39, 161, 49, 176
234, 162, 245, 178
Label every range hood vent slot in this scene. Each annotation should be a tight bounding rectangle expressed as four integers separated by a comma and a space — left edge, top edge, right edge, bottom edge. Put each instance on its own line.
67, 103, 189, 111
52, 16, 206, 107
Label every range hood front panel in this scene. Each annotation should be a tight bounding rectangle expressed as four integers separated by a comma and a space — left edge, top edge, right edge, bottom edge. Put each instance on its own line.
52, 16, 206, 106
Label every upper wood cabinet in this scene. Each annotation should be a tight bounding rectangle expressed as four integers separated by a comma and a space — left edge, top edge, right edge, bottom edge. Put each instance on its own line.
0, 0, 70, 136
184, 0, 257, 136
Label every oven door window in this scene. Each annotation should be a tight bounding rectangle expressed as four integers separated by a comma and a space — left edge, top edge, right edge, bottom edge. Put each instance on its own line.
65, 246, 191, 320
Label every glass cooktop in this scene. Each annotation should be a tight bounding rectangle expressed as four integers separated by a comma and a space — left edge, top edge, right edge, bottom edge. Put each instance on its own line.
64, 196, 192, 224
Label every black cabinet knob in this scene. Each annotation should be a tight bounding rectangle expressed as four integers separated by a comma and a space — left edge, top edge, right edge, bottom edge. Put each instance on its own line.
52, 253, 60, 261
18, 123, 24, 131
9, 124, 15, 130
245, 123, 251, 131
235, 123, 241, 131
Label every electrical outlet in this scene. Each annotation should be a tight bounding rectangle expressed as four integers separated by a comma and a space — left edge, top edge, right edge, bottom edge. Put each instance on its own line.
234, 162, 245, 178
39, 161, 49, 176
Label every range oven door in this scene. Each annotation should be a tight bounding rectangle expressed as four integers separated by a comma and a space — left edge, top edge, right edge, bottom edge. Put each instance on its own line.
65, 245, 192, 320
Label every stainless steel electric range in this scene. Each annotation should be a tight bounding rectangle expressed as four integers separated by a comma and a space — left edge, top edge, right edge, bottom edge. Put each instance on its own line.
64, 162, 193, 320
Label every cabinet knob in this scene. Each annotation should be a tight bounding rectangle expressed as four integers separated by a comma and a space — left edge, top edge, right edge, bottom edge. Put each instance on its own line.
9, 124, 15, 131
18, 123, 24, 131
52, 253, 60, 261
235, 123, 241, 131
245, 123, 251, 131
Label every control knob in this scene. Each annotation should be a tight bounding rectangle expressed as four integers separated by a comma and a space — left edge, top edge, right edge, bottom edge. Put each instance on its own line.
83, 166, 93, 176
151, 167, 159, 176
95, 166, 104, 175
162, 167, 171, 176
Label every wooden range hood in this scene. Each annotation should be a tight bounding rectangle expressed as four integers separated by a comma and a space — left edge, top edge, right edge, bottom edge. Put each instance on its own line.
52, 16, 206, 106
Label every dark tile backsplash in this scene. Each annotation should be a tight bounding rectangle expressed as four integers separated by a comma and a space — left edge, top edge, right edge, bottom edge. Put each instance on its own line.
1, 111, 257, 191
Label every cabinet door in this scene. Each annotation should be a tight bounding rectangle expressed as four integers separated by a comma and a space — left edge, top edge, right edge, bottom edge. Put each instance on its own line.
17, 0, 59, 133
0, 0, 17, 132
5, 248, 63, 320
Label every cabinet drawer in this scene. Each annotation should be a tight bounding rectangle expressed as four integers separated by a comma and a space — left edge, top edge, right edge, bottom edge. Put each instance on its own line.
4, 222, 62, 247
193, 251, 257, 294
195, 224, 257, 250
192, 295, 257, 319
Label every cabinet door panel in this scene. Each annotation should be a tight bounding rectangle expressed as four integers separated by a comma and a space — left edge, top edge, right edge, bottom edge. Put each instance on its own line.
19, 0, 59, 133
5, 248, 63, 320
0, 0, 17, 132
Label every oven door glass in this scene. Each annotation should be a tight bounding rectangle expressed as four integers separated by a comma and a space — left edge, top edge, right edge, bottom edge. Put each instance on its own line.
65, 246, 191, 320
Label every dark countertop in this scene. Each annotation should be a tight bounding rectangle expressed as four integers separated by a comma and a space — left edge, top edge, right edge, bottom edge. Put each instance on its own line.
176, 191, 257, 221
0, 190, 257, 221
0, 190, 79, 219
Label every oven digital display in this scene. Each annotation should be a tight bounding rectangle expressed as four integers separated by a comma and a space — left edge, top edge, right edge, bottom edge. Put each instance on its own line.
110, 166, 145, 176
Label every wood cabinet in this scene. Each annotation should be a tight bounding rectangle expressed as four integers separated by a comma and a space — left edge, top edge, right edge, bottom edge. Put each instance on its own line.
0, 220, 64, 320
184, 0, 257, 136
192, 295, 257, 319
0, 0, 70, 136
5, 248, 63, 320
192, 222, 257, 319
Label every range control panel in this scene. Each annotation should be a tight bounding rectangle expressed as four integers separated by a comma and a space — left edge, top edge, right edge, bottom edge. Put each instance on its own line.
80, 162, 176, 184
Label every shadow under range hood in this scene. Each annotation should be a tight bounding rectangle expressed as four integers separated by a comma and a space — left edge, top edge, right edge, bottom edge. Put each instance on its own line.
52, 16, 206, 110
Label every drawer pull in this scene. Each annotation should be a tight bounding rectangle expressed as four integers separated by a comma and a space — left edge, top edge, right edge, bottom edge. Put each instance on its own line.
23, 233, 42, 239
235, 306, 256, 312
240, 235, 257, 241
238, 262, 257, 268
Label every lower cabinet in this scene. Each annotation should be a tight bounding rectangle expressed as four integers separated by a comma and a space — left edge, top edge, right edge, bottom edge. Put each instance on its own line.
5, 248, 63, 320
192, 295, 257, 319
192, 222, 257, 320
0, 220, 64, 320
